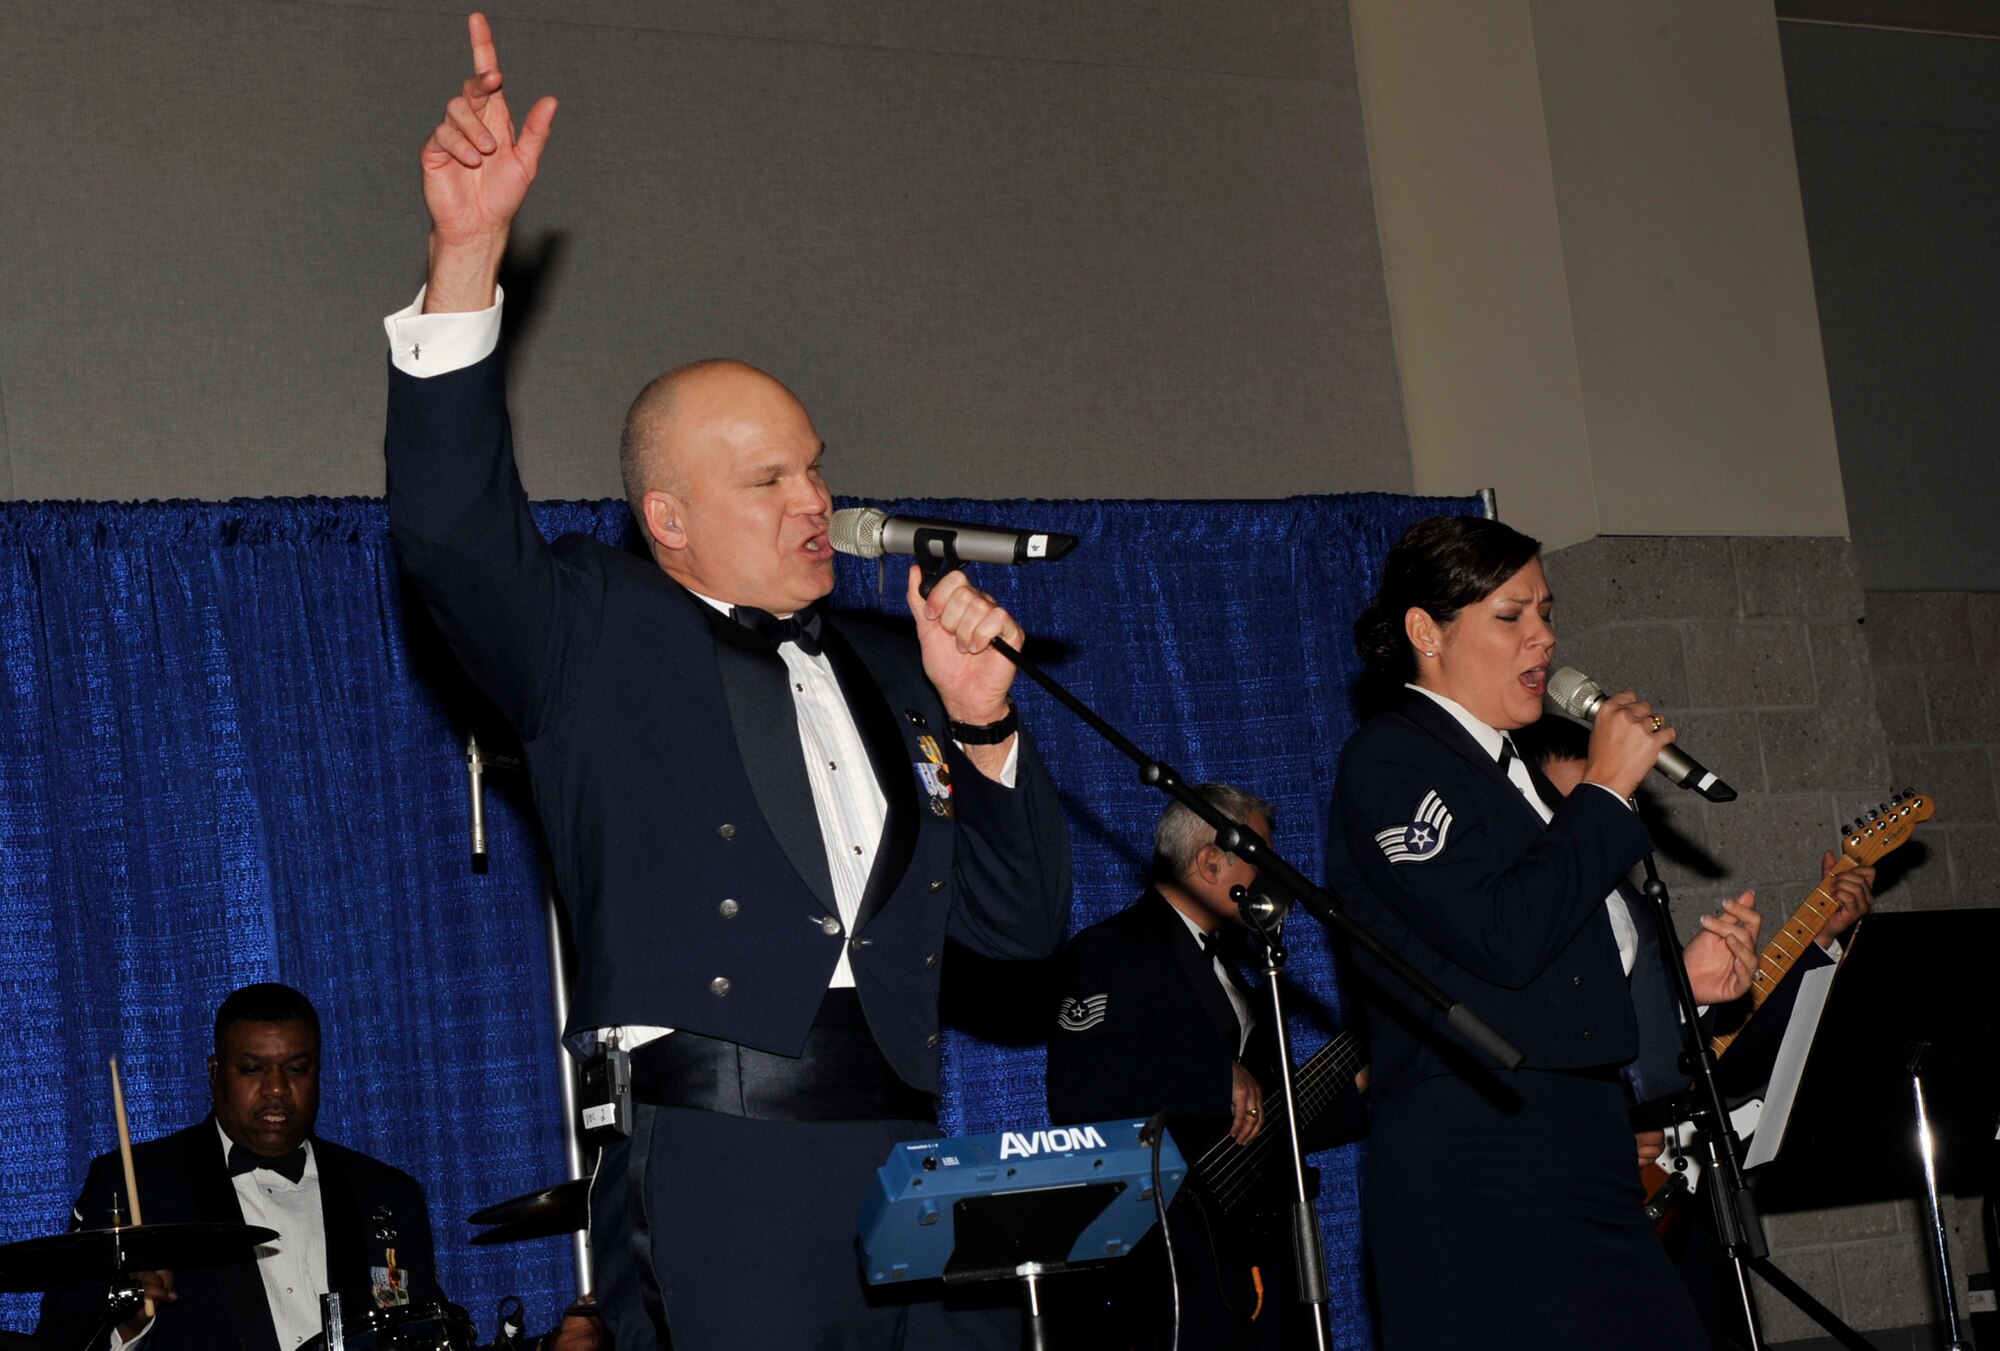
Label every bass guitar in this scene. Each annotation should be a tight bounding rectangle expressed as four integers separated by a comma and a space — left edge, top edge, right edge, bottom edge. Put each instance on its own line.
1176, 1028, 1365, 1318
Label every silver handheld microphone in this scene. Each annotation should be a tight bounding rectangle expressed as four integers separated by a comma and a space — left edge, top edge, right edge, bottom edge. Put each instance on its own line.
1546, 666, 1737, 803
828, 507, 1078, 567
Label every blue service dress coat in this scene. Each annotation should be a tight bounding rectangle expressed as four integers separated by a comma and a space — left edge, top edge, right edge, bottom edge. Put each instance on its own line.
382, 349, 1073, 1092
1325, 692, 1705, 1349
35, 1119, 439, 1351
1047, 891, 1368, 1349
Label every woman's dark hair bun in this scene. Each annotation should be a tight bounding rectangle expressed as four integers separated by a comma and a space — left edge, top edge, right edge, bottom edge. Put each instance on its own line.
1352, 603, 1402, 667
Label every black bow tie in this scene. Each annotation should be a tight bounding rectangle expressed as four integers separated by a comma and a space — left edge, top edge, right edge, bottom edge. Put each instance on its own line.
1197, 929, 1257, 1000
228, 1142, 308, 1185
731, 603, 825, 657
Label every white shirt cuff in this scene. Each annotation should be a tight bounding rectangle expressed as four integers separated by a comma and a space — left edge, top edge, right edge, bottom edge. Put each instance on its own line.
1585, 782, 1635, 810
383, 286, 503, 377
954, 735, 1020, 788
109, 1316, 154, 1350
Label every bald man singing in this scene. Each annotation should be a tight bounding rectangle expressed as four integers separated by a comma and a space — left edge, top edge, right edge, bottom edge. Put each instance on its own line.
381, 16, 1072, 1349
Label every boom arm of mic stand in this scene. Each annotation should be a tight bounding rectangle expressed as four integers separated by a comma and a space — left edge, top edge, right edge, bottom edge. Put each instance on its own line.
986, 636, 1523, 1070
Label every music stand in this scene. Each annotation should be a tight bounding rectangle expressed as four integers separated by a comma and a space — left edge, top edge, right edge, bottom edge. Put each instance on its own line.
1752, 911, 2000, 1348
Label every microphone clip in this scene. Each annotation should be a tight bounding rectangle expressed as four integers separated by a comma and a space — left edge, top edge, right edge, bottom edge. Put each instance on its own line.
911, 527, 966, 600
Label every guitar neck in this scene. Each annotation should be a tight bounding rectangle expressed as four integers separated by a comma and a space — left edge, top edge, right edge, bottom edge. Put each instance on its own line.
1708, 858, 1851, 1058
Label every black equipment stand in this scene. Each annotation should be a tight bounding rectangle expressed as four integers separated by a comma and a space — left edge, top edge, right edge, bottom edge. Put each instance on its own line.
940, 1181, 1132, 1351
1641, 856, 1894, 1351
1236, 886, 1335, 1332
910, 549, 1524, 1351
1636, 853, 1778, 1350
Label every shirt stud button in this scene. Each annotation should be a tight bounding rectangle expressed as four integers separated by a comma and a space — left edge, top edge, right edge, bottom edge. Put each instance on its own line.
718, 899, 740, 919
710, 976, 731, 997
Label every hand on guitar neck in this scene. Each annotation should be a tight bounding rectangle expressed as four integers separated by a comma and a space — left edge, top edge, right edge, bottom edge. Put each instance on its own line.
1632, 791, 1922, 1234
1633, 845, 1877, 1170
1811, 848, 1876, 950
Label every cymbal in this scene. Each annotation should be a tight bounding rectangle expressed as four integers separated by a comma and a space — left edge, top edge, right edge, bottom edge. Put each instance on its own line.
0, 1222, 278, 1293
467, 1178, 588, 1234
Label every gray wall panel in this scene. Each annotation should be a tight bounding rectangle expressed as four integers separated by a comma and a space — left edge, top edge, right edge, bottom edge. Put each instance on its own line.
1781, 23, 2000, 592
0, 1, 1406, 504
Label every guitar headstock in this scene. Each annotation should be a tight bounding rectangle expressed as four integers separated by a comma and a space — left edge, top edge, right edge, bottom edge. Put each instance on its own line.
1838, 789, 1934, 866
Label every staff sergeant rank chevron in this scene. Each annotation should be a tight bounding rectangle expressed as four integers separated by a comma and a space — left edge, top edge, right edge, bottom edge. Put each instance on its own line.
1376, 790, 1453, 864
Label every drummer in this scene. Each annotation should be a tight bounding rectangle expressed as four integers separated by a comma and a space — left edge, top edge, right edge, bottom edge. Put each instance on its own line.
32, 983, 457, 1351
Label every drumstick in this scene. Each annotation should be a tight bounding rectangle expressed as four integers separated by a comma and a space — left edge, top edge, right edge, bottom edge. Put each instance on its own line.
109, 1056, 155, 1320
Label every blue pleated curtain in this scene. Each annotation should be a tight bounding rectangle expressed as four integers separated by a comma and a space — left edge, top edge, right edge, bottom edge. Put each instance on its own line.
0, 491, 1478, 1348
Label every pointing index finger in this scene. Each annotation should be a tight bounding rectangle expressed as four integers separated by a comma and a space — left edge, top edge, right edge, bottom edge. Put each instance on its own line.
468, 11, 500, 77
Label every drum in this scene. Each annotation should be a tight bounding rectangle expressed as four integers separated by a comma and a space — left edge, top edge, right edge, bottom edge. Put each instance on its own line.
298, 1301, 478, 1351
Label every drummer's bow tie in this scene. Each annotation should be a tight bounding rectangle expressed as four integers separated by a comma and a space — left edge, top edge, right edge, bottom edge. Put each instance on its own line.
731, 603, 826, 658
228, 1142, 308, 1184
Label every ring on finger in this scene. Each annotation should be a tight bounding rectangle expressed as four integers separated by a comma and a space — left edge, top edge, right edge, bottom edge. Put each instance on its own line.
1648, 714, 1664, 732
1247, 1106, 1259, 1117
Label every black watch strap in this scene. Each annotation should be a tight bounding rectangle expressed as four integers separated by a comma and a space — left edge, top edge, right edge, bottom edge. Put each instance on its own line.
949, 704, 1020, 745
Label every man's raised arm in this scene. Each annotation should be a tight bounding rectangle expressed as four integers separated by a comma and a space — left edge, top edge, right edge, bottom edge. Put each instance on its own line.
383, 12, 576, 738
420, 11, 555, 313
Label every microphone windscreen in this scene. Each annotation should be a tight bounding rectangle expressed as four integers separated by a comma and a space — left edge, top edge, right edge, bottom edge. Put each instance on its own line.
1545, 666, 1604, 720
828, 507, 886, 559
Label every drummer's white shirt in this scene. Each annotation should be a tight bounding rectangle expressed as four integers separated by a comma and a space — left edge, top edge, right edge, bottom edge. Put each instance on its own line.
108, 1124, 328, 1350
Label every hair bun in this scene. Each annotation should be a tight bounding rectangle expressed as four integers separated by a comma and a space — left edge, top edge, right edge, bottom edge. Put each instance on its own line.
1353, 604, 1401, 667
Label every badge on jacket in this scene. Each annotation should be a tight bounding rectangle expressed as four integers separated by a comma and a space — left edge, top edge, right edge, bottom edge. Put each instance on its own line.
1056, 993, 1108, 1032
371, 1248, 410, 1308
914, 735, 954, 818
1375, 790, 1453, 864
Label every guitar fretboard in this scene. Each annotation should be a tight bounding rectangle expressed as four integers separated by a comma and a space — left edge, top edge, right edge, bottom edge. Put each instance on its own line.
1194, 1029, 1363, 1215
1707, 860, 1852, 1058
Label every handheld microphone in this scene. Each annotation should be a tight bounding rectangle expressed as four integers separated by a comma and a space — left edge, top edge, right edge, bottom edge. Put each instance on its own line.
828, 508, 1078, 568
466, 734, 522, 872
1545, 666, 1738, 803
468, 735, 489, 873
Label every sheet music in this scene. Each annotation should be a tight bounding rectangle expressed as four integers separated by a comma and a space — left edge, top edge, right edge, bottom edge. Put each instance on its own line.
1744, 964, 1838, 1170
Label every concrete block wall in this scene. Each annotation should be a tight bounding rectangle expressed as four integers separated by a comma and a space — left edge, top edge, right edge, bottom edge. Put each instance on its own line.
1539, 536, 1992, 1345
1863, 591, 2000, 910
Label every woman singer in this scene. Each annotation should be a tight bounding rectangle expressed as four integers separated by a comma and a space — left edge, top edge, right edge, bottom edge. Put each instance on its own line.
1328, 516, 1758, 1349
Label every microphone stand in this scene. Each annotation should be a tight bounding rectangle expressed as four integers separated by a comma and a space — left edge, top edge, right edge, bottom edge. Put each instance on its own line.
903, 544, 1523, 1346
1232, 875, 1335, 1346
1638, 853, 1772, 1350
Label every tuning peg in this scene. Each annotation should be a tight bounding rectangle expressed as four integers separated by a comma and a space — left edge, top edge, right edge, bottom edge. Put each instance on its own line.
1866, 808, 1879, 821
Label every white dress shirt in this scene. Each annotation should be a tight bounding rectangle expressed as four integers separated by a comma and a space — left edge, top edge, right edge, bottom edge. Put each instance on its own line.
111, 1126, 328, 1350
1405, 684, 1638, 976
